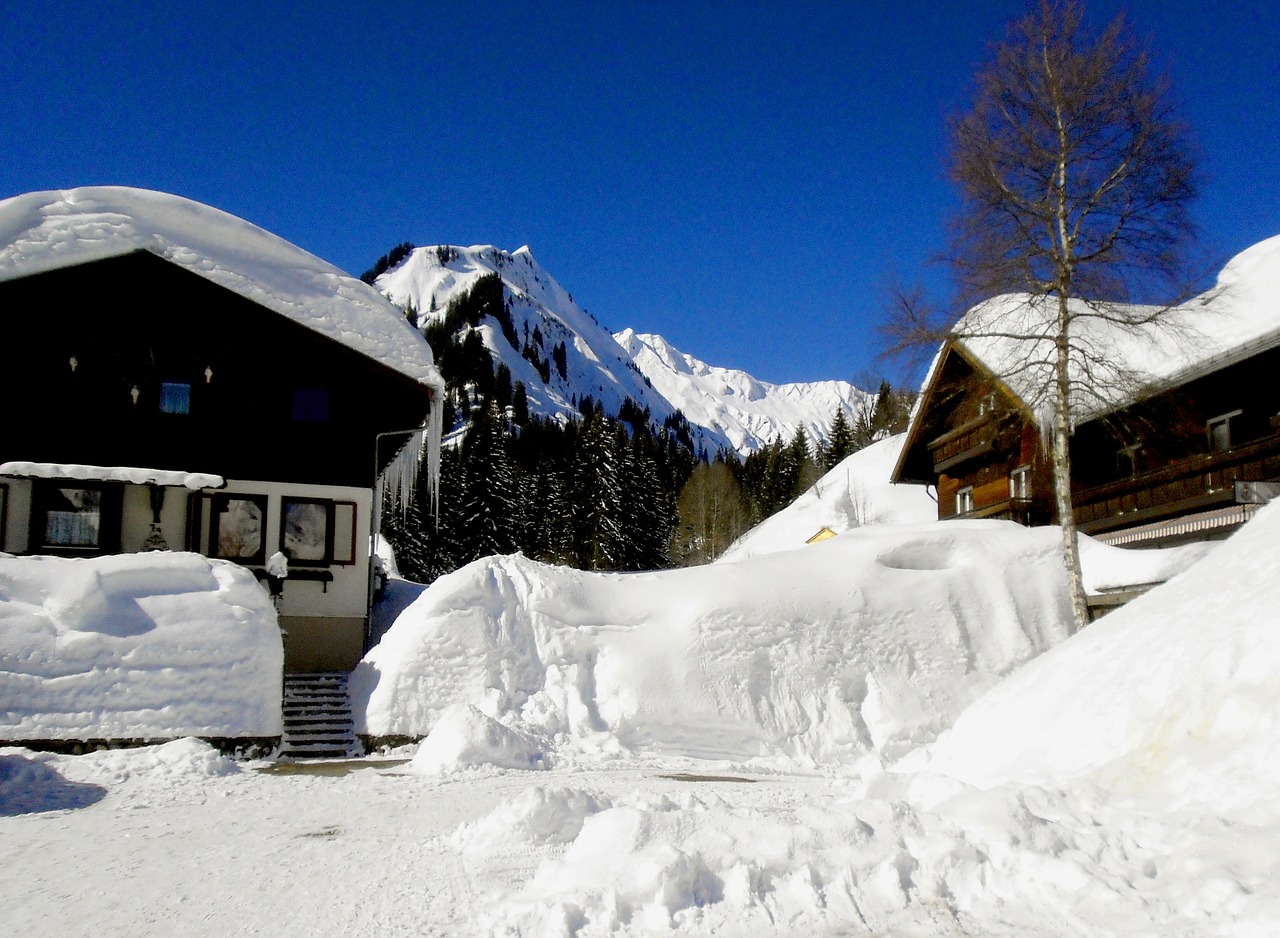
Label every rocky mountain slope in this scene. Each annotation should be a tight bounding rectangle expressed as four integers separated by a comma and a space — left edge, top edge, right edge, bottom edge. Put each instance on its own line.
375, 244, 867, 455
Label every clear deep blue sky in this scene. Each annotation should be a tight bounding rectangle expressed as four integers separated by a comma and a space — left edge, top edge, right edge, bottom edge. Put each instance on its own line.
3, 1, 1276, 384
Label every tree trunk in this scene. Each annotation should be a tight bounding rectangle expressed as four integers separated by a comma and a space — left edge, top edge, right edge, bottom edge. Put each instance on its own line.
1052, 299, 1091, 631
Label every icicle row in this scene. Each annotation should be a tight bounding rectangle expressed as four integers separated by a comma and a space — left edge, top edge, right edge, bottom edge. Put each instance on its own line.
377, 388, 445, 523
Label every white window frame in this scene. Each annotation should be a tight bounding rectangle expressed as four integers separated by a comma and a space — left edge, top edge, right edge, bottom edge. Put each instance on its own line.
1009, 465, 1030, 501
1207, 410, 1242, 453
1117, 443, 1141, 477
956, 486, 974, 515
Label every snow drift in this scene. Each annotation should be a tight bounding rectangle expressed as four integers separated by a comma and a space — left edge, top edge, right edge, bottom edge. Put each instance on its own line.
0, 552, 282, 741
717, 434, 937, 562
353, 520, 1073, 764
924, 499, 1280, 817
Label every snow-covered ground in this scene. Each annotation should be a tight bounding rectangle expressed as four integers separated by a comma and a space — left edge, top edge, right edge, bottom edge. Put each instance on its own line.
8, 504, 1274, 933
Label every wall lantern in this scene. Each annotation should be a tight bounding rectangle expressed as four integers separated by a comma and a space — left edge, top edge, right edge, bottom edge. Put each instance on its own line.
69, 355, 78, 372
131, 385, 140, 405
204, 365, 213, 384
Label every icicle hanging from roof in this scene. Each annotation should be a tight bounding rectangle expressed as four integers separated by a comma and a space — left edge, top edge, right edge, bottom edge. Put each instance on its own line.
380, 429, 422, 521
424, 388, 443, 516
377, 389, 444, 521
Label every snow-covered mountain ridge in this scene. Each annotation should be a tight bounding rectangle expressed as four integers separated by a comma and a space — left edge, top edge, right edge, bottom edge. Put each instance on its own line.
375, 244, 868, 455
615, 328, 870, 456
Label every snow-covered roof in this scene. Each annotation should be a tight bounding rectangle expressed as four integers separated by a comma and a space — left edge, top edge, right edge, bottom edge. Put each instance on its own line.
0, 462, 225, 490
892, 236, 1280, 485
948, 235, 1280, 425
0, 187, 443, 391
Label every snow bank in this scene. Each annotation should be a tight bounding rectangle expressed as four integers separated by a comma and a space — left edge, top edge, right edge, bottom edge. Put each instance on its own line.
925, 500, 1280, 817
1078, 533, 1212, 594
0, 552, 282, 740
718, 434, 936, 562
451, 784, 610, 850
0, 752, 107, 815
354, 520, 1073, 765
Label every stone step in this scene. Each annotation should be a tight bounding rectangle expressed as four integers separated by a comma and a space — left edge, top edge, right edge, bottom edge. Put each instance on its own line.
279, 671, 362, 761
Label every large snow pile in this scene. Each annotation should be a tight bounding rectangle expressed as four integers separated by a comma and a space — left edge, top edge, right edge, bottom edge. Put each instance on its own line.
718, 434, 937, 562
0, 187, 442, 390
923, 499, 1280, 814
353, 520, 1072, 765
8, 518, 1280, 934
0, 552, 282, 740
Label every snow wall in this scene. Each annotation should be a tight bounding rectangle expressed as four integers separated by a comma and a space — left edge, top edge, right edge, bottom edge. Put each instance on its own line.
924, 499, 1280, 817
0, 552, 283, 741
353, 520, 1073, 765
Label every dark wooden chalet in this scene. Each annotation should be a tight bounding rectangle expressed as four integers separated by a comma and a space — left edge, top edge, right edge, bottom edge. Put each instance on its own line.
0, 187, 443, 671
893, 263, 1280, 546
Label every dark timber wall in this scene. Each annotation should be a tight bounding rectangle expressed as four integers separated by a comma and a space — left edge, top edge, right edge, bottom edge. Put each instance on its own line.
0, 251, 433, 486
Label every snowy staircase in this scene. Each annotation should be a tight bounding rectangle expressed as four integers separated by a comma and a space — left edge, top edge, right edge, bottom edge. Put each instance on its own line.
280, 672, 363, 760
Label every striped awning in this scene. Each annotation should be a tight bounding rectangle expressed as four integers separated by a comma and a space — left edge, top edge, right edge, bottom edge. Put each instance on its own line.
1093, 503, 1259, 546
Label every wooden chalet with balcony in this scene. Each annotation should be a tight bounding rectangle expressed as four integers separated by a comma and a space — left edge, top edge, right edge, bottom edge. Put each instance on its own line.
892, 236, 1280, 547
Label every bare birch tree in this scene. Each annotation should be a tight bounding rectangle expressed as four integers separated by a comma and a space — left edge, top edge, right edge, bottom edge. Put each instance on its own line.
944, 0, 1196, 628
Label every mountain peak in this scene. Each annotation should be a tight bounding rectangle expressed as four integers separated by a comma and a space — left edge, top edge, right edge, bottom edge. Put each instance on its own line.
374, 245, 870, 455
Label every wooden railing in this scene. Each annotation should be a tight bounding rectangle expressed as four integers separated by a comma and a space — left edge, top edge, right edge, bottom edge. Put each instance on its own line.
929, 413, 1020, 474
1073, 434, 1280, 532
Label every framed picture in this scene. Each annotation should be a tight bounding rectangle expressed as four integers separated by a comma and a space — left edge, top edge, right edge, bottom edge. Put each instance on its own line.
281, 497, 334, 565
211, 494, 268, 564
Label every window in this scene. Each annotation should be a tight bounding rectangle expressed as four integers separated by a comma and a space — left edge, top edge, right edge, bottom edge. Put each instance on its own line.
281, 498, 334, 565
1208, 410, 1241, 453
956, 486, 974, 515
978, 392, 998, 416
211, 495, 268, 564
35, 482, 120, 553
159, 381, 191, 414
1117, 444, 1141, 478
1009, 465, 1031, 501
292, 388, 330, 424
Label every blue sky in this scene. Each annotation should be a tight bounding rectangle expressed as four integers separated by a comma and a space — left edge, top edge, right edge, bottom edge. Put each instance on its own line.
3, 1, 1276, 385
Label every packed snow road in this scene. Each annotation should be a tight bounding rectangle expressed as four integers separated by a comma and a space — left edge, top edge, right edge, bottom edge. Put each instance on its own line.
6, 738, 1277, 936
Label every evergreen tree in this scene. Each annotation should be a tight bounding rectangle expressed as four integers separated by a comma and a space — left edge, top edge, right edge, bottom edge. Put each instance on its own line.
458, 402, 519, 561
570, 414, 623, 569
511, 381, 529, 426
824, 407, 855, 471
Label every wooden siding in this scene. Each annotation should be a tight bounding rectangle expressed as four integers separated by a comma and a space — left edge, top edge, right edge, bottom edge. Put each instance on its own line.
0, 251, 434, 488
1074, 434, 1280, 533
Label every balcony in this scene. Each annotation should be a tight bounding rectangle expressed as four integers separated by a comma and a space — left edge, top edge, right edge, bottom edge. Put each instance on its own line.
1074, 434, 1280, 534
928, 413, 1017, 474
